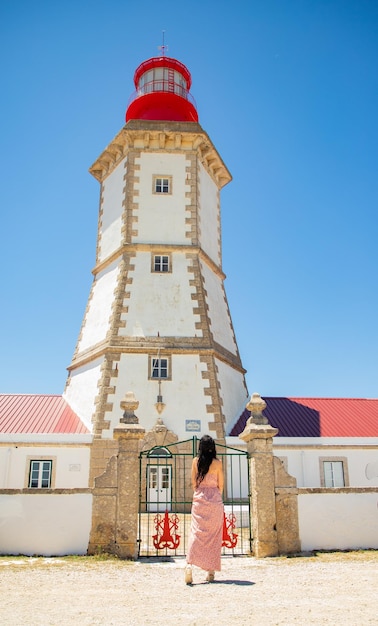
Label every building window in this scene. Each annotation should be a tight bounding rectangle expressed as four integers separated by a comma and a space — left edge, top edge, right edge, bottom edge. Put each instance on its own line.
154, 176, 171, 194
323, 461, 344, 487
28, 460, 52, 488
153, 255, 170, 272
151, 358, 168, 379
320, 457, 349, 488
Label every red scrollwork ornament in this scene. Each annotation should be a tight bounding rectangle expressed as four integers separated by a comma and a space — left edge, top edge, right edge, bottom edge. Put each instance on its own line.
222, 512, 238, 548
153, 510, 181, 550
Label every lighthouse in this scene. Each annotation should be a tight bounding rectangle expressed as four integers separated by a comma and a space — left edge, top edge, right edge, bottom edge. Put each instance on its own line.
64, 53, 249, 454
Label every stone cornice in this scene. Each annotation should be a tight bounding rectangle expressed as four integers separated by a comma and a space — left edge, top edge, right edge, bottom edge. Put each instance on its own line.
89, 120, 232, 189
92, 242, 226, 280
67, 339, 245, 374
298, 487, 378, 494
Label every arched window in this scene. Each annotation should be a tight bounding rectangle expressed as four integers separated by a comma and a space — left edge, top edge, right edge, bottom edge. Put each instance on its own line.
147, 446, 172, 458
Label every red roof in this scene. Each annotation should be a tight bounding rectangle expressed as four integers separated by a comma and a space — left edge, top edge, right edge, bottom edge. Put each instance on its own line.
0, 394, 89, 434
230, 398, 378, 438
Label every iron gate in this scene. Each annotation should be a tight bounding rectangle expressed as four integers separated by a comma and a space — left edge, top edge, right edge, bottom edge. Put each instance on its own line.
138, 436, 251, 557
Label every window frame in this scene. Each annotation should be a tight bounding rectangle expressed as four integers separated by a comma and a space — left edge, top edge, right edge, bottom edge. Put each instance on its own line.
153, 175, 172, 195
152, 254, 171, 273
25, 456, 56, 489
319, 457, 349, 488
149, 355, 172, 381
28, 459, 53, 489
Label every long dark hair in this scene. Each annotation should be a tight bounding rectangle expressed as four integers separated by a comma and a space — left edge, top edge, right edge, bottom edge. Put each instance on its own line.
196, 435, 217, 487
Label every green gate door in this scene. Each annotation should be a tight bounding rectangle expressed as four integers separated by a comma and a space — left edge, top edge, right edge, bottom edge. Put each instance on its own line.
138, 437, 251, 557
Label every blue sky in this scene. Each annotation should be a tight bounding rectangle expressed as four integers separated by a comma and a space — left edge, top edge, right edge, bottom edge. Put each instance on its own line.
1, 0, 377, 398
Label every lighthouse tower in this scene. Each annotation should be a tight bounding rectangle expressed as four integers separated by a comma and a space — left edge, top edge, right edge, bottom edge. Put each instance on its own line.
64, 54, 249, 451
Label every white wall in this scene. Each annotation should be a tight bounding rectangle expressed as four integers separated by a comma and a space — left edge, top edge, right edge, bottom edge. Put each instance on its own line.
102, 353, 212, 440
77, 262, 120, 354
120, 251, 200, 338
201, 261, 238, 355
99, 158, 126, 262
0, 494, 92, 556
198, 162, 220, 265
0, 444, 90, 489
274, 443, 378, 488
64, 358, 103, 430
216, 358, 249, 433
225, 447, 249, 500
227, 437, 378, 550
298, 492, 378, 551
135, 153, 190, 244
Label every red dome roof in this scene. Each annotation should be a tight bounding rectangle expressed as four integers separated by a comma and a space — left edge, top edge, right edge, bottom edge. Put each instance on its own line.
126, 56, 198, 123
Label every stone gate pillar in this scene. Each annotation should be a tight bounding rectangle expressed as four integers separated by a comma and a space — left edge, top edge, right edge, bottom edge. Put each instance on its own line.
274, 457, 301, 554
239, 393, 279, 558
87, 392, 145, 558
113, 392, 145, 559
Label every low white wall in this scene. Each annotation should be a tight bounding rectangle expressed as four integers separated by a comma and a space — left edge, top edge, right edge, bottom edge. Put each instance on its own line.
298, 491, 378, 551
280, 446, 378, 489
0, 445, 91, 489
0, 493, 92, 556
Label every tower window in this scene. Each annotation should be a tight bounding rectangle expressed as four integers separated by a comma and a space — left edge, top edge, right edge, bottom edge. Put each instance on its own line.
154, 255, 170, 272
151, 358, 168, 379
28, 460, 52, 488
149, 355, 171, 380
154, 176, 171, 194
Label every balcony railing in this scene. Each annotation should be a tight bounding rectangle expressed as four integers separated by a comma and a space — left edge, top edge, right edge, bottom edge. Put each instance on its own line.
127, 79, 197, 109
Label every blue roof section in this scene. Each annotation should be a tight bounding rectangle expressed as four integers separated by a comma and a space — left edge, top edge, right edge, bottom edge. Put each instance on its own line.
230, 397, 378, 437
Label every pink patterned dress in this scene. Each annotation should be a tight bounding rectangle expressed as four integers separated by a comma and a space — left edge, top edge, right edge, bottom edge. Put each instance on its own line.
186, 471, 224, 571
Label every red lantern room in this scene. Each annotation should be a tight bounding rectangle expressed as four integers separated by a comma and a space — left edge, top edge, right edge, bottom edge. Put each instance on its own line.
126, 56, 198, 123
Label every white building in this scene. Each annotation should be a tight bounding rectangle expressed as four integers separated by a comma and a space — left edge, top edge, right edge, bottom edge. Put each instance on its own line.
0, 394, 92, 555
229, 396, 378, 551
0, 54, 377, 556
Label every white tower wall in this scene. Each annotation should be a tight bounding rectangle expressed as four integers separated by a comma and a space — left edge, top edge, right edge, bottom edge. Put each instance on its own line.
135, 153, 190, 244
63, 359, 102, 430
198, 161, 220, 265
201, 260, 238, 355
65, 122, 249, 446
99, 353, 212, 440
119, 251, 200, 338
76, 261, 120, 353
98, 158, 127, 262
215, 357, 249, 433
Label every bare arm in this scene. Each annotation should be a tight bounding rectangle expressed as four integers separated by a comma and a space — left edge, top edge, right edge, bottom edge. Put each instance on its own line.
217, 459, 224, 494
191, 457, 198, 490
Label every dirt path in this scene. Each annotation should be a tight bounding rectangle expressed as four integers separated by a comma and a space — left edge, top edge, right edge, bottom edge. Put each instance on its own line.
1, 551, 377, 625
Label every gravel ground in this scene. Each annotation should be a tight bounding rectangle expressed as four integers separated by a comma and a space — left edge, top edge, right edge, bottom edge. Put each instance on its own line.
1, 551, 377, 625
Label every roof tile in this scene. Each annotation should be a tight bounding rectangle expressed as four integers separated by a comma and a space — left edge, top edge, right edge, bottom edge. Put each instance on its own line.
230, 397, 378, 437
0, 394, 89, 434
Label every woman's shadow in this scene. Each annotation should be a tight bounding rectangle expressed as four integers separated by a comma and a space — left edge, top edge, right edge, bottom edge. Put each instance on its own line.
194, 579, 255, 586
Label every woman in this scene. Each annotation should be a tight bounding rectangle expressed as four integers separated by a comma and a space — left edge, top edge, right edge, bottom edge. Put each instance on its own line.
185, 435, 224, 584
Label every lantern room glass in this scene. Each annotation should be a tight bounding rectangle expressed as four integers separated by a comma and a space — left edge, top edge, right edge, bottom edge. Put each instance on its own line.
137, 68, 187, 99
